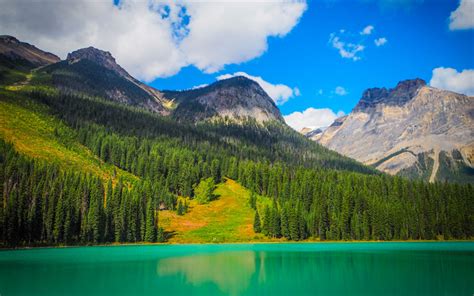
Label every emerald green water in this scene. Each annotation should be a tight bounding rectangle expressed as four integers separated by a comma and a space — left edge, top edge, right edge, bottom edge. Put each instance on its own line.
0, 242, 472, 295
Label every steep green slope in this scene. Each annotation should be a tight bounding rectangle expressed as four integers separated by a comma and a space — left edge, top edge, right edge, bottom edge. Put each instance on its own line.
0, 90, 136, 182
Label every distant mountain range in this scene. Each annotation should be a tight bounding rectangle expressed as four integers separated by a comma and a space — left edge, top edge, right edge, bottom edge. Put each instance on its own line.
0, 35, 281, 124
302, 79, 474, 183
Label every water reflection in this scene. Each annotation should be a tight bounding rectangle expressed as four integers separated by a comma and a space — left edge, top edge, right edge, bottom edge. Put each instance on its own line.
154, 248, 473, 295
157, 251, 255, 295
0, 244, 472, 295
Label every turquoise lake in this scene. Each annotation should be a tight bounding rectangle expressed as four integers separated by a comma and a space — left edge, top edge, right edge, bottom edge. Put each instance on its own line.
0, 242, 473, 295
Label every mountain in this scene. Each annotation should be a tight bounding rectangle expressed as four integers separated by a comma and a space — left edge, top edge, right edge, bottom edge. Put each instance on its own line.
300, 127, 324, 141
0, 35, 60, 70
313, 79, 474, 183
33, 45, 283, 124
38, 47, 171, 114
163, 76, 284, 123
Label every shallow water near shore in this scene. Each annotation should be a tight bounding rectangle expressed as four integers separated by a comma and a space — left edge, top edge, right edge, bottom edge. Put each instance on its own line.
0, 242, 472, 295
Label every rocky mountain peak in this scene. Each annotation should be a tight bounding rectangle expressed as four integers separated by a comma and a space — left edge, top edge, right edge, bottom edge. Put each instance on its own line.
0, 35, 20, 44
66, 47, 129, 78
164, 76, 284, 123
354, 78, 426, 112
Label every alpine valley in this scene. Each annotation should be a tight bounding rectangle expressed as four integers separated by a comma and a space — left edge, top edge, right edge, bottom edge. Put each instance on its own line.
0, 35, 472, 247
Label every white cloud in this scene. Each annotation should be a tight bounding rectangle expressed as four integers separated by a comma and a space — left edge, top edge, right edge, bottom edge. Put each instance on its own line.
449, 0, 474, 30
330, 26, 388, 61
329, 33, 365, 61
284, 108, 345, 131
374, 37, 388, 46
334, 86, 348, 96
430, 67, 474, 96
217, 72, 299, 105
181, 1, 307, 74
0, 0, 306, 82
294, 87, 301, 97
191, 84, 208, 90
360, 25, 374, 35
318, 89, 323, 95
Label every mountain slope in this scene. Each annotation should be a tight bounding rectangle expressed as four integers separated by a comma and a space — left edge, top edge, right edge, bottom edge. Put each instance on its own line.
0, 91, 136, 182
313, 79, 474, 183
163, 76, 284, 123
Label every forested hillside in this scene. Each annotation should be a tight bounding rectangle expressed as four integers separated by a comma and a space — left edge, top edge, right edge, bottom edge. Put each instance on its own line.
1, 82, 472, 246
0, 39, 472, 247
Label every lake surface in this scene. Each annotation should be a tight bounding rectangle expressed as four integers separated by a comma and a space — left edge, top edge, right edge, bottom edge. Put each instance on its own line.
0, 242, 472, 295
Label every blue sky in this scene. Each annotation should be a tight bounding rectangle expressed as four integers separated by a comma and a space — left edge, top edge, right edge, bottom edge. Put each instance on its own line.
147, 0, 473, 129
2, 0, 472, 130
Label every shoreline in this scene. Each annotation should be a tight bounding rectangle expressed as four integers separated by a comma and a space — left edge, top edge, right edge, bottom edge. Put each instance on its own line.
2, 239, 473, 251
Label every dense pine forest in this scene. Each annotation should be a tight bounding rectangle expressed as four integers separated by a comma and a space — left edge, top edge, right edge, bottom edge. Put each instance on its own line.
1, 84, 472, 247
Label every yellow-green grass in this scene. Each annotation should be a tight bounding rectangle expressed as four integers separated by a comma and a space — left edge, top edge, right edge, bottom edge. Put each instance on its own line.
160, 179, 280, 243
0, 94, 136, 182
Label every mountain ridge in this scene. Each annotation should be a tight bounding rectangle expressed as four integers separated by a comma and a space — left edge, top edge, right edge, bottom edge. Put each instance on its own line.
164, 76, 284, 123
0, 35, 60, 69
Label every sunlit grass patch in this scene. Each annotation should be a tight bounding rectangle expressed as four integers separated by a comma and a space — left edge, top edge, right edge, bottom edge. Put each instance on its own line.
161, 179, 271, 243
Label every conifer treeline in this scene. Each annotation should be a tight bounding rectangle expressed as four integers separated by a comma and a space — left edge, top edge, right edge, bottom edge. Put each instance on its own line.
0, 141, 164, 246
1, 91, 473, 246
248, 170, 473, 240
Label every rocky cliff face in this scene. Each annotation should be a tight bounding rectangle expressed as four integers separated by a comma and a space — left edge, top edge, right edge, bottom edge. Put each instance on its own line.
164, 76, 284, 123
314, 79, 474, 183
0, 35, 60, 69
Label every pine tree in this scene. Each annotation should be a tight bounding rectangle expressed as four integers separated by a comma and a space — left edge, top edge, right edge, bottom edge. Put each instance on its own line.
249, 191, 257, 209
280, 204, 290, 239
253, 209, 261, 233
262, 206, 271, 236
145, 200, 157, 242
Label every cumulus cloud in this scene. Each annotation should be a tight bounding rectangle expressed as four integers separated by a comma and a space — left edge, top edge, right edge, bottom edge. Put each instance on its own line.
360, 25, 374, 35
284, 108, 344, 131
334, 86, 348, 96
374, 37, 388, 46
430, 67, 474, 96
181, 1, 307, 73
449, 0, 474, 30
0, 0, 307, 82
217, 72, 300, 105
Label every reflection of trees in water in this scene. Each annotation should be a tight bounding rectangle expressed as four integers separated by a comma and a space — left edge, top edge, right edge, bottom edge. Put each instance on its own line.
156, 249, 471, 295
157, 251, 256, 295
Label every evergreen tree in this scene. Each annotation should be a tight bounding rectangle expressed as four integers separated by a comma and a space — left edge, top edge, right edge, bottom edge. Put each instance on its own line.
145, 201, 157, 242
253, 210, 261, 233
